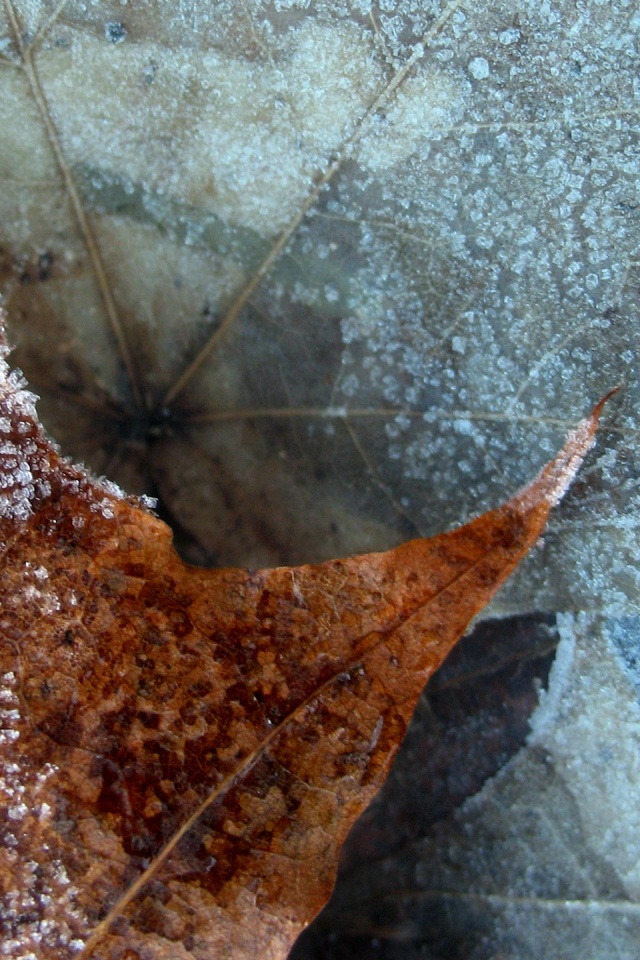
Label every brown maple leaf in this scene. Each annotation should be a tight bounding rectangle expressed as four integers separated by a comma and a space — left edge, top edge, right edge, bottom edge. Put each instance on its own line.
0, 320, 613, 960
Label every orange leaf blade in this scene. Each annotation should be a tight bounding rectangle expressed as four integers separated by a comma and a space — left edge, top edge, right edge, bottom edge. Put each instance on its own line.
0, 330, 612, 960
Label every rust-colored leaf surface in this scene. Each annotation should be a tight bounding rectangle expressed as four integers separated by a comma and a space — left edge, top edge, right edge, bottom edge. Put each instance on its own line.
0, 322, 610, 960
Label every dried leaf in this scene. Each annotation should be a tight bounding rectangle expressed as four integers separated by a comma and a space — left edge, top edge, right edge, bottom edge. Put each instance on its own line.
0, 330, 611, 959
1, 0, 637, 614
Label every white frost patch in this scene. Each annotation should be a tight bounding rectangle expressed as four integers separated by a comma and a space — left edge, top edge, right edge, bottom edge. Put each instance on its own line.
95, 476, 126, 501
89, 496, 115, 519
322, 405, 348, 419
0, 672, 20, 743
541, 415, 596, 508
43, 20, 382, 235
529, 613, 640, 899
1, 330, 127, 531
468, 56, 490, 79
527, 616, 576, 740
358, 66, 465, 172
513, 413, 597, 514
0, 674, 88, 955
0, 350, 52, 523
9, 583, 62, 618
498, 28, 521, 45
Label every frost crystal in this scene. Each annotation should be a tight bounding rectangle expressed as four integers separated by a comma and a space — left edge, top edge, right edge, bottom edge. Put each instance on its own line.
0, 356, 44, 522
0, 333, 127, 532
0, 674, 88, 955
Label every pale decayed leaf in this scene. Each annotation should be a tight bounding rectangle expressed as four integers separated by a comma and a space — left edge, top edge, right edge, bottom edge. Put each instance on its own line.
0, 2, 637, 957
0, 0, 637, 607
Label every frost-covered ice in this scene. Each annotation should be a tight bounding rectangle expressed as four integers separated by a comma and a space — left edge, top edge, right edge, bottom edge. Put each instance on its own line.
341, 614, 640, 958
0, 2, 637, 956
2, 0, 636, 611
468, 55, 490, 79
529, 613, 640, 899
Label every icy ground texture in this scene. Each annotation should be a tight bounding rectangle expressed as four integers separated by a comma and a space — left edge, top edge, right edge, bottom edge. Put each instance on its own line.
0, 2, 638, 955
0, 0, 636, 612
303, 613, 640, 960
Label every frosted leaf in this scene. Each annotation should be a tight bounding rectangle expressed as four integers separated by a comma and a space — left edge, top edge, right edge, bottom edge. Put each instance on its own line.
0, 331, 126, 530
0, 1, 637, 954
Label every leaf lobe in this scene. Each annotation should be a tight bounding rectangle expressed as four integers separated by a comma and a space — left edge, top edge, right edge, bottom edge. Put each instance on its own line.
0, 332, 612, 959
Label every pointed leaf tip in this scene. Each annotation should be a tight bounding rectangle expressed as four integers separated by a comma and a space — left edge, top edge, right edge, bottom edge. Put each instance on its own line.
515, 388, 617, 513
